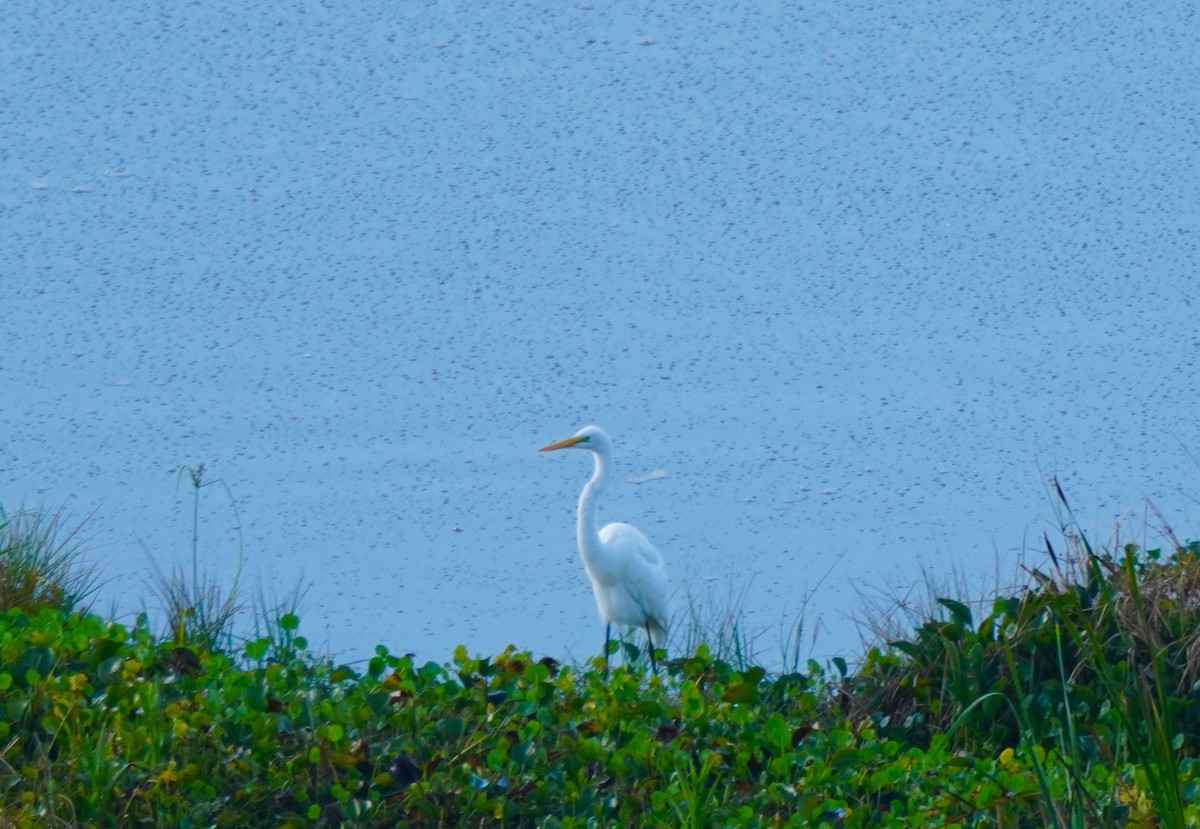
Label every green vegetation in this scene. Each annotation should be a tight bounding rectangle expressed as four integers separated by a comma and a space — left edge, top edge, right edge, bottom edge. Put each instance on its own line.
145, 464, 247, 654
4, 490, 1200, 826
0, 506, 98, 615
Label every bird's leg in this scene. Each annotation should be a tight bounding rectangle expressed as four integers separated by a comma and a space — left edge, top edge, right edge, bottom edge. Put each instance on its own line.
603, 622, 611, 678
646, 624, 658, 674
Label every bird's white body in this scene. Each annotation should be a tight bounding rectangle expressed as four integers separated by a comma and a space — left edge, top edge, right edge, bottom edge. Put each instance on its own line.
541, 425, 669, 663
585, 522, 668, 645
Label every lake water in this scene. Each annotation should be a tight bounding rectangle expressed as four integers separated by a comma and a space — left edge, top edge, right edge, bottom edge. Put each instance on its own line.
5, 1, 1198, 668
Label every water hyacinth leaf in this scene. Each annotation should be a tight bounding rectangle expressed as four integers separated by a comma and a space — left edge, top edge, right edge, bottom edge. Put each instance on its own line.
763, 712, 791, 751
365, 690, 392, 715
737, 666, 766, 685
389, 753, 422, 788
830, 747, 860, 770
632, 699, 667, 718
441, 717, 465, 739
679, 681, 705, 719
240, 681, 265, 709
244, 637, 270, 660
91, 634, 123, 662
655, 723, 681, 744
330, 751, 359, 767
344, 799, 372, 819
723, 681, 760, 704
96, 656, 123, 683
171, 646, 202, 675
937, 598, 973, 628
19, 645, 54, 676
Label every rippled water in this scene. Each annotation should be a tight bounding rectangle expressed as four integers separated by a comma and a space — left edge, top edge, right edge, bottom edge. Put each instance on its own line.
5, 1, 1198, 666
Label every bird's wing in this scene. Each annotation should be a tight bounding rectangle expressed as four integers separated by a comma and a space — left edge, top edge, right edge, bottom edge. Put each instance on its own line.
600, 522, 664, 568
599, 522, 669, 632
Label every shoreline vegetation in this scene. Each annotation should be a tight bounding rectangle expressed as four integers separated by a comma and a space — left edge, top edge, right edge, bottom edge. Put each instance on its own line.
4, 484, 1200, 827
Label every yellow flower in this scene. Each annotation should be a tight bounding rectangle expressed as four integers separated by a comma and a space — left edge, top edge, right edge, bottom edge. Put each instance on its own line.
1118, 782, 1154, 826
157, 764, 181, 786
998, 747, 1020, 773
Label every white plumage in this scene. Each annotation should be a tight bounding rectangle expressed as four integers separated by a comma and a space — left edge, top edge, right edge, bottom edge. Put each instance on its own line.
540, 425, 668, 673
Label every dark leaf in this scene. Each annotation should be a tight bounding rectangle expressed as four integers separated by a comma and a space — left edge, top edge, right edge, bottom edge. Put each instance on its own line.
792, 724, 816, 747
171, 646, 202, 675
937, 598, 973, 628
723, 682, 760, 704
389, 752, 422, 788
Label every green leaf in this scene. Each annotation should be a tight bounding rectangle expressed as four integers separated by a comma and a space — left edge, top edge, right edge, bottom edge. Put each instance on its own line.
330, 664, 356, 683
740, 666, 767, 685
632, 700, 667, 718
680, 681, 705, 720
279, 613, 300, 631
365, 691, 392, 715
244, 637, 270, 660
96, 657, 126, 688
763, 712, 791, 752
937, 598, 973, 628
723, 682, 760, 704
19, 645, 55, 676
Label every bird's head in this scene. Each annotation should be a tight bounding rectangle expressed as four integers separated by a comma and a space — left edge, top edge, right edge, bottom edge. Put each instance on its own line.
539, 424, 610, 454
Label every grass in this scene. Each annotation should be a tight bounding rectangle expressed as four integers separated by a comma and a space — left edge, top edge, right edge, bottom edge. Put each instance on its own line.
5, 484, 1200, 826
142, 463, 247, 652
0, 505, 98, 614
671, 578, 763, 670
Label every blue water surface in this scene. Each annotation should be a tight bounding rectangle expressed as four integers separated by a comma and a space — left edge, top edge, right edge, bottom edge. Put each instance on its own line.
4, 1, 1198, 666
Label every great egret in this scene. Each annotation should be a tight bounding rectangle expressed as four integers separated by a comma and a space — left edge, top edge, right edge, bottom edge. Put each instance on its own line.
540, 425, 668, 674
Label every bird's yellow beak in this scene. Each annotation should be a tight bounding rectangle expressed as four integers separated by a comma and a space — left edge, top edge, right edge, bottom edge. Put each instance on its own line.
540, 435, 586, 452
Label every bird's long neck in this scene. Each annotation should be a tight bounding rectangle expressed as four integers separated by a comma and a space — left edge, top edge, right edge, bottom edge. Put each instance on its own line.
576, 449, 611, 573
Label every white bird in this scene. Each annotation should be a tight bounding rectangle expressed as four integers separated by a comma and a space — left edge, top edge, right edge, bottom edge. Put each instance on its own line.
540, 425, 669, 674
